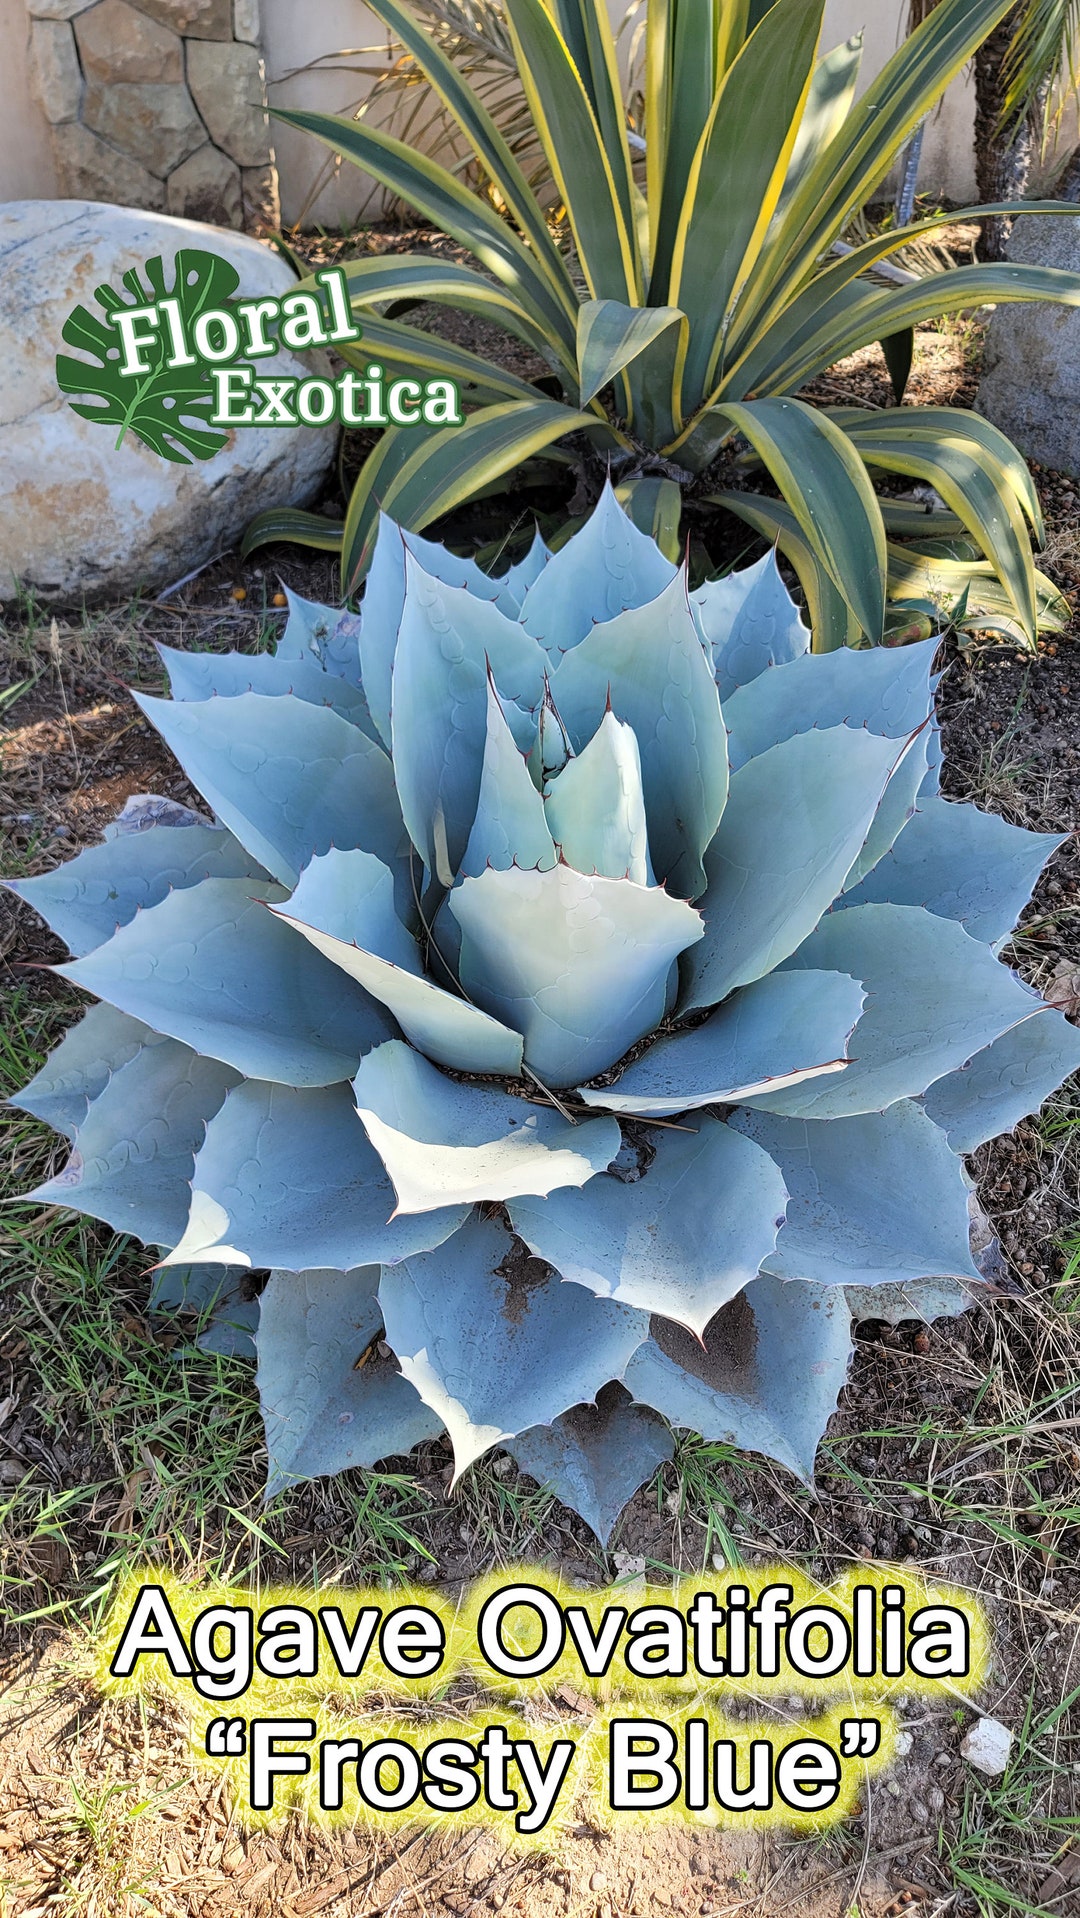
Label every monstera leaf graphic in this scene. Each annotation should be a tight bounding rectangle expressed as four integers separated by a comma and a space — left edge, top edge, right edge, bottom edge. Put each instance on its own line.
56, 249, 241, 464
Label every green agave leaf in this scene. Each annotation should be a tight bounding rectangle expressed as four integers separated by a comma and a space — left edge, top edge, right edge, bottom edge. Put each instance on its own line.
28, 1041, 239, 1247
622, 1275, 851, 1481
161, 1078, 467, 1270
580, 968, 865, 1116
697, 399, 886, 642
503, 0, 641, 303
258, 1267, 443, 1501
9, 1004, 160, 1140
922, 1011, 1080, 1155
336, 254, 570, 369
274, 108, 575, 346
8, 821, 263, 960
543, 712, 653, 885
838, 795, 1065, 948
377, 1213, 649, 1479
742, 902, 1044, 1119
665, 0, 824, 406
613, 477, 683, 564
134, 691, 405, 890
833, 405, 1043, 536
339, 312, 545, 405
461, 680, 556, 880
681, 725, 901, 1013
887, 544, 1070, 642
577, 299, 686, 406
272, 848, 526, 1078
343, 400, 611, 592
450, 863, 703, 1087
506, 1382, 674, 1546
721, 635, 939, 770
241, 506, 344, 562
157, 643, 375, 737
731, 1100, 983, 1288
59, 879, 395, 1088
518, 480, 677, 653
57, 247, 236, 464
551, 570, 728, 900
391, 562, 547, 884
353, 1040, 620, 1213
690, 549, 809, 701
772, 33, 862, 225
508, 1114, 787, 1336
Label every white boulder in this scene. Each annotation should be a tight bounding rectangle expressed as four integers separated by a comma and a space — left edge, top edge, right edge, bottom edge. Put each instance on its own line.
0, 201, 336, 601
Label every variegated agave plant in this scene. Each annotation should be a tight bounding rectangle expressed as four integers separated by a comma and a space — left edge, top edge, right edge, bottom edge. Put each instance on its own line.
12, 487, 1080, 1543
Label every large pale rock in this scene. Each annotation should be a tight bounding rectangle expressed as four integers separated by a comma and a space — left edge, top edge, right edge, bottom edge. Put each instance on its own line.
0, 202, 337, 602
977, 216, 1080, 479
233, 0, 260, 42
76, 0, 184, 84
167, 143, 243, 227
83, 79, 206, 179
29, 18, 83, 123
52, 123, 166, 208
186, 40, 271, 167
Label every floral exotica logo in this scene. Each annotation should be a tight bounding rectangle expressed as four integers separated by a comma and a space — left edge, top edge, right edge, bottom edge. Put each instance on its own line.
56, 247, 462, 464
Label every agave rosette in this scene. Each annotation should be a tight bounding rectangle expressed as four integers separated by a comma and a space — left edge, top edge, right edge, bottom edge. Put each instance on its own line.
12, 489, 1080, 1541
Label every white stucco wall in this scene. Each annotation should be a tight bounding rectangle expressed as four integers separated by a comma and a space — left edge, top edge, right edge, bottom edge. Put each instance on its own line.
0, 7, 58, 202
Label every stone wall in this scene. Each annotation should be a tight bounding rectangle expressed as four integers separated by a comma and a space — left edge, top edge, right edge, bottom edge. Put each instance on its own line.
25, 0, 280, 231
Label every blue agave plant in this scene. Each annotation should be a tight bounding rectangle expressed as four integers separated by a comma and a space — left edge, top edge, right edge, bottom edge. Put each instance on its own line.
11, 487, 1080, 1543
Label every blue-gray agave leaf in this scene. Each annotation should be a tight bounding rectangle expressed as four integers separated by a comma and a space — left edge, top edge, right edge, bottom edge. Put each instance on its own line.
196, 1288, 260, 1360
11, 495, 1078, 1539
163, 1078, 467, 1270
922, 1010, 1080, 1154
11, 1003, 160, 1138
622, 1278, 852, 1483
506, 1383, 674, 1547
258, 1266, 442, 1499
837, 795, 1065, 947
133, 691, 404, 887
353, 1041, 620, 1212
377, 1214, 649, 1479
507, 1116, 787, 1336
518, 479, 676, 652
691, 549, 810, 701
732, 1102, 984, 1288
579, 969, 865, 1116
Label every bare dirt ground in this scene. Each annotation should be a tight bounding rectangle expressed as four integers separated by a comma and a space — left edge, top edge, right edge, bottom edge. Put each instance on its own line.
1, 311, 1079, 1918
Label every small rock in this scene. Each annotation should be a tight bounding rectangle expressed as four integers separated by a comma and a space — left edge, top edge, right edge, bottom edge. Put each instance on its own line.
909, 1798, 929, 1823
928, 1785, 945, 1812
589, 1872, 608, 1892
894, 1729, 914, 1758
960, 1716, 1013, 1777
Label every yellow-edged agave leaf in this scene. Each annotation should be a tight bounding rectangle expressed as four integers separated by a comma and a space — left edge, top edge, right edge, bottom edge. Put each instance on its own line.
831, 405, 1044, 535
273, 107, 575, 348
729, 0, 1030, 352
241, 506, 343, 562
577, 298, 687, 405
664, 0, 823, 402
707, 488, 862, 652
704, 399, 886, 642
615, 476, 683, 564
333, 254, 575, 372
503, 0, 642, 302
342, 400, 617, 587
839, 412, 1039, 640
887, 544, 1071, 639
336, 316, 544, 405
746, 258, 1080, 396
647, 0, 719, 285
548, 0, 637, 237
355, 0, 578, 325
773, 33, 862, 223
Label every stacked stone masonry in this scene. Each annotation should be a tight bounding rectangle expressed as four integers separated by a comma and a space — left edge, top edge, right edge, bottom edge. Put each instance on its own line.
25, 0, 279, 230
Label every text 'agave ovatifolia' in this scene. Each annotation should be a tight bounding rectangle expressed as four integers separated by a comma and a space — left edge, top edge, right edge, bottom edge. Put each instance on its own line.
13, 487, 1080, 1541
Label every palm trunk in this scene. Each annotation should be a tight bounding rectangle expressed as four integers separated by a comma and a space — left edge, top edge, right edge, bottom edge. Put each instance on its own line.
974, 8, 1045, 261
1058, 143, 1080, 201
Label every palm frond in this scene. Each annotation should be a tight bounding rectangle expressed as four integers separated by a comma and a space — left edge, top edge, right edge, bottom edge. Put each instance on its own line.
1000, 0, 1080, 128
